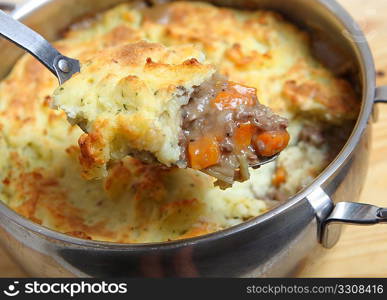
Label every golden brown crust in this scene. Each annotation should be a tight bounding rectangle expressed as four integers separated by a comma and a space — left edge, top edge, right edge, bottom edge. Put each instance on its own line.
78, 131, 106, 178
58, 1, 358, 120
65, 231, 93, 240
283, 78, 359, 122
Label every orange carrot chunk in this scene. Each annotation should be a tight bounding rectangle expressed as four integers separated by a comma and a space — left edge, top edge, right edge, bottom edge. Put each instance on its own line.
253, 130, 290, 157
188, 136, 220, 169
272, 166, 287, 187
233, 123, 255, 151
212, 82, 257, 111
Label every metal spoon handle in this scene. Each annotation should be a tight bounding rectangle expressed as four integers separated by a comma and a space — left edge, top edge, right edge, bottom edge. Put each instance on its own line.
0, 9, 79, 84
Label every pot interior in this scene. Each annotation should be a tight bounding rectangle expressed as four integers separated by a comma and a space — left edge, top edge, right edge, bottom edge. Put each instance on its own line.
0, 0, 373, 245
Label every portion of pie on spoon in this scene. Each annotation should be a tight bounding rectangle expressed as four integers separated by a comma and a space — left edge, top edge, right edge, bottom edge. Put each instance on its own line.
53, 41, 289, 188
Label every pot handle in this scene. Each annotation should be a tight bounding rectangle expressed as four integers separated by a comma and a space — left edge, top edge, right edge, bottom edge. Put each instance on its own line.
321, 86, 387, 248
375, 86, 387, 104
321, 202, 387, 248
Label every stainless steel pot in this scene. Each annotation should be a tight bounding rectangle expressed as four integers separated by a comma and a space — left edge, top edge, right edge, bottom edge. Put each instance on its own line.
0, 0, 386, 277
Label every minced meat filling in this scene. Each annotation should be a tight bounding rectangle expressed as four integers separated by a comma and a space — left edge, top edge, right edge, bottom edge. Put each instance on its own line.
180, 74, 289, 188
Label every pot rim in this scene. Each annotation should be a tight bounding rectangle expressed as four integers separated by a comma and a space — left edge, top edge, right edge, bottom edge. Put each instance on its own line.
0, 0, 376, 250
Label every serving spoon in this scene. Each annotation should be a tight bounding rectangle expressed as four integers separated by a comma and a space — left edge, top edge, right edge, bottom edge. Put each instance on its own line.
0, 9, 79, 84
0, 9, 279, 169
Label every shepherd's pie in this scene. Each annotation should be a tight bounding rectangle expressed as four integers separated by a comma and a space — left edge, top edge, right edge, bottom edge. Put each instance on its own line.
0, 1, 358, 243
53, 41, 289, 186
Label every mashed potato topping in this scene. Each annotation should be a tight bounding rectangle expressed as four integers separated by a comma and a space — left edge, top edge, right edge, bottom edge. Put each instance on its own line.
0, 1, 358, 243
53, 41, 217, 179
53, 42, 289, 185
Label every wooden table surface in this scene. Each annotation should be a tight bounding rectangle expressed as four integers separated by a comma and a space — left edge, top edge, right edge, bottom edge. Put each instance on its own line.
1, 0, 387, 277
